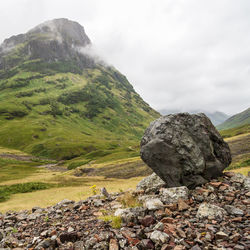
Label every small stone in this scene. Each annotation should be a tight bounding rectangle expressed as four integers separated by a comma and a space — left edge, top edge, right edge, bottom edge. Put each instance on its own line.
150, 230, 169, 244
164, 208, 172, 216
234, 244, 245, 250
68, 226, 74, 233
176, 227, 186, 238
190, 245, 202, 250
224, 205, 244, 216
178, 199, 189, 211
109, 238, 119, 250
173, 246, 185, 250
161, 217, 174, 224
144, 198, 163, 210
154, 222, 165, 231
215, 231, 228, 240
230, 233, 241, 243
100, 187, 109, 197
136, 173, 166, 193
197, 203, 226, 219
140, 239, 154, 249
224, 172, 235, 177
230, 217, 242, 222
231, 173, 245, 183
160, 186, 189, 204
209, 182, 222, 188
141, 215, 156, 227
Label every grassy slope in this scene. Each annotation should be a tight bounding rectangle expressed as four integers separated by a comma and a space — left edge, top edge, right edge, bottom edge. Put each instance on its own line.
217, 107, 250, 130
0, 64, 159, 161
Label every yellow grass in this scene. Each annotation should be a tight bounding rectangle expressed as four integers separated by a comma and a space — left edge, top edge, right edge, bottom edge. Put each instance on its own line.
224, 132, 250, 142
0, 146, 30, 155
0, 176, 143, 213
230, 166, 250, 176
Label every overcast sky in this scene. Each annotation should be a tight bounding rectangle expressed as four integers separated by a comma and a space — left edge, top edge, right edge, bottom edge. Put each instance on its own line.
1, 0, 250, 115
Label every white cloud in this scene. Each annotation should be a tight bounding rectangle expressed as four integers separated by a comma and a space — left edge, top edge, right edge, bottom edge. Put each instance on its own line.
0, 0, 249, 115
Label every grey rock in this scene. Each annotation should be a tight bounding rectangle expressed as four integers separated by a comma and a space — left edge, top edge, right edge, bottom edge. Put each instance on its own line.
144, 198, 163, 210
160, 186, 189, 204
150, 230, 169, 244
234, 245, 245, 250
93, 199, 103, 207
57, 199, 74, 206
27, 213, 41, 220
231, 173, 246, 183
224, 205, 244, 216
114, 207, 146, 224
140, 113, 231, 188
136, 173, 166, 193
215, 231, 228, 240
197, 203, 227, 219
153, 222, 165, 231
100, 187, 109, 197
243, 177, 250, 190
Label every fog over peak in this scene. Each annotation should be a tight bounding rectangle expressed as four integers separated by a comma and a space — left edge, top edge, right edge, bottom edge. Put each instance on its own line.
0, 0, 249, 115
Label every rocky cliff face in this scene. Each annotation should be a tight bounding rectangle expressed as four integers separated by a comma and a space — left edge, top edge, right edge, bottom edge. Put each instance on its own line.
0, 18, 94, 70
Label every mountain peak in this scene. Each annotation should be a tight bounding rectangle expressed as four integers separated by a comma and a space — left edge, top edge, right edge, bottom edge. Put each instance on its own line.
28, 18, 91, 47
0, 18, 93, 71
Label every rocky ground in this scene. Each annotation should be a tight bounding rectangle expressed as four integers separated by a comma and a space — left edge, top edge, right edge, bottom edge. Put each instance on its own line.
0, 172, 249, 250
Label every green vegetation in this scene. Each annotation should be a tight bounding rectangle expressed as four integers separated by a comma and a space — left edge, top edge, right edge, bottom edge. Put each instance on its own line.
0, 182, 53, 202
117, 191, 142, 208
0, 158, 42, 183
226, 159, 250, 170
217, 108, 250, 130
219, 124, 250, 138
0, 65, 159, 162
99, 215, 122, 229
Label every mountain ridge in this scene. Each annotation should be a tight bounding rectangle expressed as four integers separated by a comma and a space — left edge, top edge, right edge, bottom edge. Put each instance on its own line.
217, 107, 250, 130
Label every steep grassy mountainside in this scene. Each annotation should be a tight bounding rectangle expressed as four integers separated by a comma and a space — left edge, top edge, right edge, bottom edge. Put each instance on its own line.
217, 107, 250, 130
0, 18, 159, 160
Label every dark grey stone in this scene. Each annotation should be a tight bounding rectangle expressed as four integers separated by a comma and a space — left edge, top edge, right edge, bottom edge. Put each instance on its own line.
140, 113, 231, 188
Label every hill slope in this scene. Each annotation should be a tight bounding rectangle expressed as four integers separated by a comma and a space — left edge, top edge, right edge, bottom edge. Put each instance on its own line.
217, 107, 250, 130
0, 18, 159, 160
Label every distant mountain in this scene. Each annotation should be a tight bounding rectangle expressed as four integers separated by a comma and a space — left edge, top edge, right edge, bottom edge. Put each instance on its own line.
159, 109, 229, 126
217, 108, 250, 130
0, 18, 159, 160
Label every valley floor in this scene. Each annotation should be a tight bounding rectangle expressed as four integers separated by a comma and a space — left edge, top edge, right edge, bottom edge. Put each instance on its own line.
0, 131, 249, 213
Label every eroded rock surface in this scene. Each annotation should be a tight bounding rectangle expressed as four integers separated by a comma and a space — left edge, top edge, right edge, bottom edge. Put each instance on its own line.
141, 113, 232, 188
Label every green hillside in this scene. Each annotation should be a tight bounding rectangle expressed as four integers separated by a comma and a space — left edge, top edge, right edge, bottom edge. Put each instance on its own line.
217, 107, 250, 130
0, 19, 159, 161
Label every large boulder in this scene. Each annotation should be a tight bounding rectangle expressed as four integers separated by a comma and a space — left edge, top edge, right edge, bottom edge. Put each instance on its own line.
140, 113, 231, 188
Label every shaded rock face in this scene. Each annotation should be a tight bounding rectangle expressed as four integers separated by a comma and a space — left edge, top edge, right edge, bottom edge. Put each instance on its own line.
0, 18, 95, 70
140, 113, 231, 188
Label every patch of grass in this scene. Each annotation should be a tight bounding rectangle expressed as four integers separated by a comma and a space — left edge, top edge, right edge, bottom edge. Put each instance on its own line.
0, 176, 144, 213
117, 192, 142, 208
0, 182, 53, 202
226, 159, 250, 170
0, 158, 41, 183
99, 215, 122, 229
230, 166, 250, 176
220, 124, 250, 138
0, 64, 159, 161
67, 160, 92, 170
